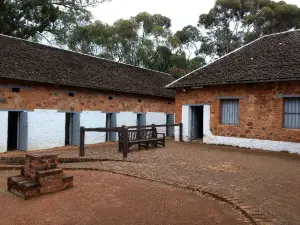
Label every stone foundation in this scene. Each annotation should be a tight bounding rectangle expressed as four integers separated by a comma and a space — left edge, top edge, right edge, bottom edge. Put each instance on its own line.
7, 153, 73, 199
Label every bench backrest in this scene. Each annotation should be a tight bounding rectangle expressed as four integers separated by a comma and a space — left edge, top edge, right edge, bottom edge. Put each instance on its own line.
119, 128, 157, 141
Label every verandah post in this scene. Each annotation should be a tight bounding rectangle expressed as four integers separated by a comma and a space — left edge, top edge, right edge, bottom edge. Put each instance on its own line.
151, 123, 156, 138
137, 123, 141, 140
179, 122, 183, 142
79, 126, 85, 156
122, 126, 129, 158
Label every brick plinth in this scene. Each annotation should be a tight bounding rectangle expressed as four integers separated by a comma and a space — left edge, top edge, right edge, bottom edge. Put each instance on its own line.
8, 153, 73, 199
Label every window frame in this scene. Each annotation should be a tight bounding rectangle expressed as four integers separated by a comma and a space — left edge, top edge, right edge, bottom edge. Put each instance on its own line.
283, 97, 300, 129
220, 99, 239, 125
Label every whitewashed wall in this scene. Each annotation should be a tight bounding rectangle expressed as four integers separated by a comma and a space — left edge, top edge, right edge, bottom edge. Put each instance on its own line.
146, 112, 167, 134
80, 111, 106, 144
117, 112, 136, 127
181, 106, 191, 141
0, 110, 174, 152
180, 104, 300, 154
114, 112, 135, 141
0, 111, 8, 152
27, 109, 65, 150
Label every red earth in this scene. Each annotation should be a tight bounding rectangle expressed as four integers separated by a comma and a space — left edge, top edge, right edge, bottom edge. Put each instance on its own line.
0, 170, 248, 225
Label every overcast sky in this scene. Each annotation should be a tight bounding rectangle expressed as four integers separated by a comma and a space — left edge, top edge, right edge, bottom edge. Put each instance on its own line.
89, 0, 300, 32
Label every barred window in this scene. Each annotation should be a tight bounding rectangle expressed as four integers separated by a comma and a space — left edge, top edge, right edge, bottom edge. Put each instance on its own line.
221, 99, 239, 125
283, 98, 300, 128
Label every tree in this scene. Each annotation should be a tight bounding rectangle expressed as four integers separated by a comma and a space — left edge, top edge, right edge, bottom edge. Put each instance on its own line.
55, 11, 206, 78
168, 54, 206, 78
61, 12, 174, 67
198, 0, 300, 59
0, 0, 108, 39
173, 25, 202, 58
48, 7, 93, 47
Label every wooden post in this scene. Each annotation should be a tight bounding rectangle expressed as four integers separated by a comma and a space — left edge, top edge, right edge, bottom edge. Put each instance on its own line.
79, 126, 85, 156
122, 126, 129, 158
151, 124, 156, 138
179, 122, 183, 142
137, 123, 141, 140
119, 125, 125, 152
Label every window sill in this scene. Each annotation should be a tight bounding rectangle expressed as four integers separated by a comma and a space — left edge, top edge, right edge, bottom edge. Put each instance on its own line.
282, 127, 300, 130
220, 124, 239, 126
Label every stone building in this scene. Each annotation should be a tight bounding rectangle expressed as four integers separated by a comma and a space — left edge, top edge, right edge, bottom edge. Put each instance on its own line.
0, 35, 175, 152
166, 30, 300, 153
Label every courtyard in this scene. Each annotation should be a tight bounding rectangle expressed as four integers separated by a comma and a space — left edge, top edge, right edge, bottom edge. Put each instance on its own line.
1, 140, 300, 224
0, 170, 247, 225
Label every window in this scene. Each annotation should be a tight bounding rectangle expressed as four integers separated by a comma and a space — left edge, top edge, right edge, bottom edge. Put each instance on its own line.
283, 98, 300, 128
221, 99, 239, 125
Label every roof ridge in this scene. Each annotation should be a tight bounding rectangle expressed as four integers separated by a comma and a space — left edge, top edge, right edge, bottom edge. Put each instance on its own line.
0, 33, 172, 78
165, 29, 300, 88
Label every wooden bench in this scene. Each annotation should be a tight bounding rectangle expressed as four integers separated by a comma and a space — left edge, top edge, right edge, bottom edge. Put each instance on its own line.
118, 128, 165, 152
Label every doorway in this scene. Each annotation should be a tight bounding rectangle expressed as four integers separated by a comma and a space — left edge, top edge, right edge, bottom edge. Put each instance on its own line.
65, 113, 80, 146
7, 111, 28, 151
137, 113, 146, 127
190, 106, 204, 140
106, 113, 117, 141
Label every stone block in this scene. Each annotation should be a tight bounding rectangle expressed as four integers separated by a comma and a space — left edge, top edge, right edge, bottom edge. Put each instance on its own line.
63, 174, 74, 189
36, 168, 63, 178
40, 180, 64, 194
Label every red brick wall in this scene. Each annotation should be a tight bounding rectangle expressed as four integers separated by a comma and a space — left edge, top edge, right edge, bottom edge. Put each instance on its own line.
0, 79, 174, 113
175, 81, 300, 143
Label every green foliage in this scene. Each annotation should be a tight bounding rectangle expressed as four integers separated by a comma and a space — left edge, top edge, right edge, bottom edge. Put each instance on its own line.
0, 0, 59, 39
0, 0, 108, 39
198, 0, 300, 59
58, 11, 206, 78
3, 0, 299, 80
168, 68, 187, 79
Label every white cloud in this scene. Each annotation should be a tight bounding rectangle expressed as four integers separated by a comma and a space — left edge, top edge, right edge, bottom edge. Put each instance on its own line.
89, 0, 300, 32
89, 0, 214, 32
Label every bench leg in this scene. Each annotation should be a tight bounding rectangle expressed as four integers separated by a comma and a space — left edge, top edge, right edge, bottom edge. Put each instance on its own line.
146, 142, 149, 150
118, 142, 122, 152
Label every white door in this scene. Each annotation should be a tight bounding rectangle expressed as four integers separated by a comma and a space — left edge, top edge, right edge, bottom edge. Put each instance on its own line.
19, 112, 28, 151
71, 113, 81, 145
167, 114, 175, 136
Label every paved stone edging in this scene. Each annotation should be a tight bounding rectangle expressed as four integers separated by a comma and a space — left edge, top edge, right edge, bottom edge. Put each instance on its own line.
0, 165, 272, 225
0, 157, 135, 165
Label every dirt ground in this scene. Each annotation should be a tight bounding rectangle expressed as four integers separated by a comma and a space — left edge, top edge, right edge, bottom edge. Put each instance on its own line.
0, 170, 248, 225
2, 140, 300, 224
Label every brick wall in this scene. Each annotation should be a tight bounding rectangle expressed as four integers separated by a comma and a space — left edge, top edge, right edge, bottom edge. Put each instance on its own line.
175, 81, 300, 143
0, 79, 174, 113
